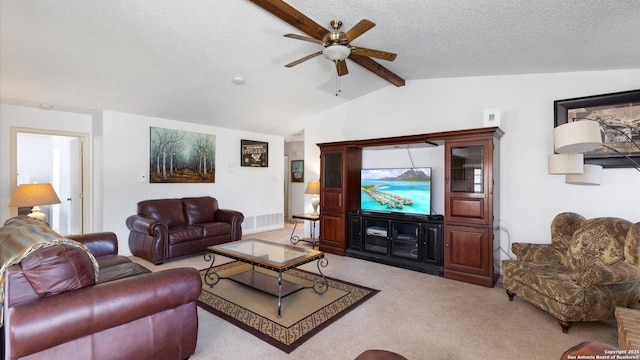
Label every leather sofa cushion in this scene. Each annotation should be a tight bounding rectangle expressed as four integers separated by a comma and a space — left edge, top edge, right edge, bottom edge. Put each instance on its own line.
183, 196, 218, 225
94, 254, 133, 268
21, 245, 96, 297
96, 262, 151, 284
168, 226, 204, 244
198, 222, 231, 237
139, 199, 186, 227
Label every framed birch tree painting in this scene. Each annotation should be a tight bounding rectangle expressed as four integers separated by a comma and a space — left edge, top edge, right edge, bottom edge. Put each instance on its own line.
149, 127, 216, 183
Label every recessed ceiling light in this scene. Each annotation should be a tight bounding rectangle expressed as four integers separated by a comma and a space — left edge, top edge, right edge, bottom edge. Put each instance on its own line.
232, 77, 245, 85
38, 104, 53, 109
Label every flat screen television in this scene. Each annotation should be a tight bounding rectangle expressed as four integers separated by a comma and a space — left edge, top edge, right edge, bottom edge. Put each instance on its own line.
360, 167, 432, 216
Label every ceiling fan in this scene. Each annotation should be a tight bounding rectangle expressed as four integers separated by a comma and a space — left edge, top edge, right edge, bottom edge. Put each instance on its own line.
248, 0, 405, 87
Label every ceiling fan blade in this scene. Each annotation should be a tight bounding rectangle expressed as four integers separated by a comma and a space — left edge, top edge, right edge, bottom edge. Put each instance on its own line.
348, 53, 405, 87
351, 46, 397, 62
285, 51, 323, 67
248, 0, 329, 40
345, 19, 375, 42
284, 33, 324, 45
336, 60, 348, 76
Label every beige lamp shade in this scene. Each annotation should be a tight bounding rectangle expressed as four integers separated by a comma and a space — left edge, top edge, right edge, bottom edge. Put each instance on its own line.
565, 164, 603, 185
553, 120, 603, 154
304, 181, 320, 195
548, 153, 584, 174
305, 180, 321, 215
8, 183, 61, 207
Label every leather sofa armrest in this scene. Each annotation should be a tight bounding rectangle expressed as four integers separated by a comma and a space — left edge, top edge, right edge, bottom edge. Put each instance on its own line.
214, 209, 243, 223
126, 215, 167, 235
8, 268, 201, 358
215, 209, 244, 240
511, 242, 565, 263
578, 263, 640, 287
65, 232, 119, 257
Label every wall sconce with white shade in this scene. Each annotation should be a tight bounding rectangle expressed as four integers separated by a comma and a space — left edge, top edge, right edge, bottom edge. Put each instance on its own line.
8, 183, 61, 221
304, 180, 320, 215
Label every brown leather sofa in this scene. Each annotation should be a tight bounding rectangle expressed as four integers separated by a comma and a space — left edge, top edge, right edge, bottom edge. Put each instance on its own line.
126, 196, 244, 264
1, 217, 201, 360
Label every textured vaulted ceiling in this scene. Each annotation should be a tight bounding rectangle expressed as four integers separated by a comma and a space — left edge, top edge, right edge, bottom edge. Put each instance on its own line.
1, 0, 639, 140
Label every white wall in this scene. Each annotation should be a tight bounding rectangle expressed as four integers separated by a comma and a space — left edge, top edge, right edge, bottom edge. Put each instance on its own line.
0, 104, 93, 223
304, 69, 640, 262
97, 111, 284, 253
1, 105, 285, 256
3, 69, 639, 259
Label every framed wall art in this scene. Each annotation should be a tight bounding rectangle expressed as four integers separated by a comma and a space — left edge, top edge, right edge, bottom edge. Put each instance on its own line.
554, 89, 640, 168
241, 140, 269, 167
291, 160, 304, 183
149, 127, 216, 183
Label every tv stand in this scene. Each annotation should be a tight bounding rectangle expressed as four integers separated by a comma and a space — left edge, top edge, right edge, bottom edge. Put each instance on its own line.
346, 212, 444, 276
317, 127, 502, 287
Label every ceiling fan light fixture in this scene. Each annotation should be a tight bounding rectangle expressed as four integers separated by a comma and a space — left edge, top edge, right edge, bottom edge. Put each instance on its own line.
323, 44, 350, 61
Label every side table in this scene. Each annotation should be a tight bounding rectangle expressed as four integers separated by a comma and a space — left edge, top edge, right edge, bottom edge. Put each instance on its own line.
290, 213, 320, 249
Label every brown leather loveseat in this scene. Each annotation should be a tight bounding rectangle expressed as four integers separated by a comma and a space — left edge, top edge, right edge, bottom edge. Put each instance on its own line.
1, 216, 201, 360
126, 196, 244, 264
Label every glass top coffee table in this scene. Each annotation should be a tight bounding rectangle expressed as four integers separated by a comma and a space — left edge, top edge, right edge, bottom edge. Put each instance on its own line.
203, 239, 329, 317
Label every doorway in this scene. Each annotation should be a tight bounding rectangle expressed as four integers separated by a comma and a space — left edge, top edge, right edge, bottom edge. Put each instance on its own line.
10, 127, 90, 234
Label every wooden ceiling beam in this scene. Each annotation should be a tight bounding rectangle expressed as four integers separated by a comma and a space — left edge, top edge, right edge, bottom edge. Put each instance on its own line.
248, 0, 328, 40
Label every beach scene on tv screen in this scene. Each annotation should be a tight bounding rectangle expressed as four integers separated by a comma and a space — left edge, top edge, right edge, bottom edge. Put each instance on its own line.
361, 168, 431, 215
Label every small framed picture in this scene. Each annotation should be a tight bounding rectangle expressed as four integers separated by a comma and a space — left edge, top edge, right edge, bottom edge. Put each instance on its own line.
291, 160, 304, 182
241, 140, 268, 167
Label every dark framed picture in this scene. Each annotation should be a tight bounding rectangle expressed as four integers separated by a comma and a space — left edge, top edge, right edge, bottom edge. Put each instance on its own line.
291, 160, 304, 182
241, 140, 268, 167
554, 89, 640, 168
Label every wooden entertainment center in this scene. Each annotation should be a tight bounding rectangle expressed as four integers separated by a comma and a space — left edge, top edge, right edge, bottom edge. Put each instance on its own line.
317, 127, 503, 287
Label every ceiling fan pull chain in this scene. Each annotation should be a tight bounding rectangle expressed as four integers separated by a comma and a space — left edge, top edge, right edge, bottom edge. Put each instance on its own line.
335, 62, 341, 96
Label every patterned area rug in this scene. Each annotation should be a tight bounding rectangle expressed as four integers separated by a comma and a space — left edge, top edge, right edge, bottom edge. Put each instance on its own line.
197, 261, 380, 353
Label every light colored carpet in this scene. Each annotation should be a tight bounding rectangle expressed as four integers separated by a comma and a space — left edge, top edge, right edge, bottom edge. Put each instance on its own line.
130, 224, 618, 360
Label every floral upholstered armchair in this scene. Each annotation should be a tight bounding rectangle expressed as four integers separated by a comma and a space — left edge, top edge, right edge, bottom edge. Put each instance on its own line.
502, 212, 640, 333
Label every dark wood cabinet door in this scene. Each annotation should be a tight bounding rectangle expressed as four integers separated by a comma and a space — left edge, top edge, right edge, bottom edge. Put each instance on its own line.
319, 213, 346, 255
318, 145, 361, 256
443, 132, 499, 287
443, 225, 494, 287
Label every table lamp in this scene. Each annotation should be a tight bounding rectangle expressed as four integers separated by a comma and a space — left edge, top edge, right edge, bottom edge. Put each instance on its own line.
304, 180, 320, 215
8, 183, 61, 221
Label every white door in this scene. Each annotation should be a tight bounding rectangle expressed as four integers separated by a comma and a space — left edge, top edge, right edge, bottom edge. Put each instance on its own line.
67, 138, 83, 233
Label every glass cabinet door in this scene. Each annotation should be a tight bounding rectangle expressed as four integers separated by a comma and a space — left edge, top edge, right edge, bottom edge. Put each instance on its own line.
363, 219, 388, 254
450, 145, 483, 193
391, 222, 420, 260
323, 153, 342, 189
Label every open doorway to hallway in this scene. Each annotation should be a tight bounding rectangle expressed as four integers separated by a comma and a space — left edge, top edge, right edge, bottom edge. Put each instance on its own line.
10, 128, 90, 234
